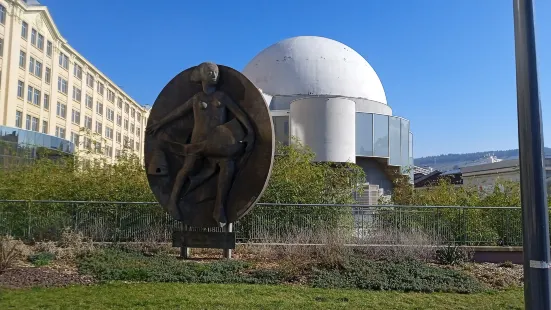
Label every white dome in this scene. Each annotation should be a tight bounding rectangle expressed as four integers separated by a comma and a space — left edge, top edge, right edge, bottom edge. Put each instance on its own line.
243, 36, 387, 105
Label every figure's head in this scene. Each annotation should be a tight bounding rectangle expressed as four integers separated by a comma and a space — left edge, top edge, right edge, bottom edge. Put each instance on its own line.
191, 62, 219, 85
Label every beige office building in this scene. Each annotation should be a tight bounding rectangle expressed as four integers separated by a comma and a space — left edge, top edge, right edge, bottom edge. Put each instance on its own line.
0, 0, 148, 163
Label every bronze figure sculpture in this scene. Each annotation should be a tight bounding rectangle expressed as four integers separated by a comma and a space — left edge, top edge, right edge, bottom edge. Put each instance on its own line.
144, 62, 274, 228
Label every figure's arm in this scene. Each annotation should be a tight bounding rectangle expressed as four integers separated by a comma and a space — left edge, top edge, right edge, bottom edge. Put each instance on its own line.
147, 98, 194, 134
224, 96, 253, 134
223, 94, 255, 152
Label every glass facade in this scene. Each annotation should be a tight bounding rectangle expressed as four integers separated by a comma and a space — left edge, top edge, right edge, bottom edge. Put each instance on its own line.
271, 112, 413, 177
356, 113, 373, 156
272, 116, 289, 146
355, 113, 412, 175
0, 126, 74, 167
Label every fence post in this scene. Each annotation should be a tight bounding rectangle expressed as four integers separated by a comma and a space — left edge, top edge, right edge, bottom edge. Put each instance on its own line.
436, 208, 441, 241
26, 200, 31, 241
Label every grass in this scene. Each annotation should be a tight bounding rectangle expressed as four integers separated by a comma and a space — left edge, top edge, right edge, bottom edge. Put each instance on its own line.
0, 283, 524, 310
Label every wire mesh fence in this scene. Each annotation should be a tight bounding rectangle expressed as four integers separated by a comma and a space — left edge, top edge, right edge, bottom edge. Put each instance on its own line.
0, 200, 527, 246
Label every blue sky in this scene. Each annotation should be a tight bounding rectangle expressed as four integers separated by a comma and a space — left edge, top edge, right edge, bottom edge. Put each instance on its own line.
40, 0, 551, 158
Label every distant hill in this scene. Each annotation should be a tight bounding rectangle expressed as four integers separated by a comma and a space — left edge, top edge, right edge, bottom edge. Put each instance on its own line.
414, 147, 551, 172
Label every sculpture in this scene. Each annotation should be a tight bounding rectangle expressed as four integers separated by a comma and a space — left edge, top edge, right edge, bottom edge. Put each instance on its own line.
144, 62, 274, 228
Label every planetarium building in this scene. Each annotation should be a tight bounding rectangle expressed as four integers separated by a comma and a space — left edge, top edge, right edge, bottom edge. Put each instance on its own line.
243, 36, 413, 194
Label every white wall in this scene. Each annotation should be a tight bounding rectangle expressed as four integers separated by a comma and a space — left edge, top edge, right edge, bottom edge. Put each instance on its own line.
290, 97, 355, 163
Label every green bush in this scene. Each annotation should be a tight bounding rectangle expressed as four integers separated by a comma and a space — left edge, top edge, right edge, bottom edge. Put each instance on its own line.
28, 252, 56, 266
0, 140, 364, 242
435, 245, 472, 265
78, 248, 288, 285
309, 258, 483, 293
77, 248, 483, 294
390, 178, 527, 246
240, 141, 364, 239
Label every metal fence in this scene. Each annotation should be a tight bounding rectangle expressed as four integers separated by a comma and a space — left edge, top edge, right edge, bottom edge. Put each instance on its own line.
0, 200, 528, 246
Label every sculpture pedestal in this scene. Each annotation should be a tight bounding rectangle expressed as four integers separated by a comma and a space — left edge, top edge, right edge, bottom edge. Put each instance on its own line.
173, 223, 235, 259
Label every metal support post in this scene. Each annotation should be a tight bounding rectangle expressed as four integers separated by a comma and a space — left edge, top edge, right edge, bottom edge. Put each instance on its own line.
513, 0, 551, 308
223, 223, 233, 259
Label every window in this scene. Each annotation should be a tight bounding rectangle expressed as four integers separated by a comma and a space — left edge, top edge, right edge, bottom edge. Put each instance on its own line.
71, 109, 80, 124
136, 127, 141, 138
46, 40, 52, 57
33, 88, 40, 106
124, 119, 128, 130
17, 80, 24, 98
124, 103, 129, 113
107, 108, 114, 121
83, 137, 92, 150
21, 22, 28, 39
56, 102, 67, 119
84, 115, 92, 130
0, 38, 3, 57
107, 89, 115, 102
34, 60, 42, 78
74, 64, 82, 79
95, 121, 102, 135
57, 77, 68, 94
97, 82, 104, 95
85, 94, 93, 109
105, 145, 113, 157
58, 52, 69, 70
95, 142, 102, 154
115, 149, 121, 158
25, 115, 31, 130
31, 29, 37, 45
15, 111, 22, 128
130, 139, 135, 151
86, 73, 94, 88
96, 102, 103, 115
137, 112, 142, 122
136, 142, 140, 151
123, 135, 129, 147
116, 114, 122, 126
117, 97, 123, 109
29, 57, 35, 74
131, 108, 135, 118
55, 126, 66, 139
27, 85, 32, 103
130, 123, 135, 134
37, 34, 44, 50
0, 5, 5, 25
45, 67, 51, 84
72, 86, 82, 102
70, 132, 79, 146
43, 93, 50, 110
116, 131, 121, 143
106, 127, 113, 139
31, 117, 38, 132
19, 51, 26, 69
42, 120, 48, 134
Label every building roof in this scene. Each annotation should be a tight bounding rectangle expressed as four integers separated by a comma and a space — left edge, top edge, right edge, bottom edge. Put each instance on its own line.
242, 36, 387, 104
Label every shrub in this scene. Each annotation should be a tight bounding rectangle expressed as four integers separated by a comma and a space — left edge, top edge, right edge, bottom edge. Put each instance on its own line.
435, 244, 473, 265
309, 258, 483, 293
240, 141, 365, 239
0, 236, 30, 273
77, 248, 288, 284
28, 252, 56, 266
78, 248, 483, 294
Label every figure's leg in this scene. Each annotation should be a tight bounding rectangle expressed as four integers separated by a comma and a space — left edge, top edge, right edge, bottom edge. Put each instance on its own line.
161, 139, 206, 157
213, 160, 235, 225
168, 156, 199, 214
183, 159, 217, 195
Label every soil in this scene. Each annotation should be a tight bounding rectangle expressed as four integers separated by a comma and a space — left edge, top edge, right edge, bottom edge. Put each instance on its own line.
0, 264, 96, 289
449, 262, 524, 289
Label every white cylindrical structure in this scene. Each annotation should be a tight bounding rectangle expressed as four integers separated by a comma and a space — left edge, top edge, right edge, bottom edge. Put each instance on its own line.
290, 98, 356, 163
